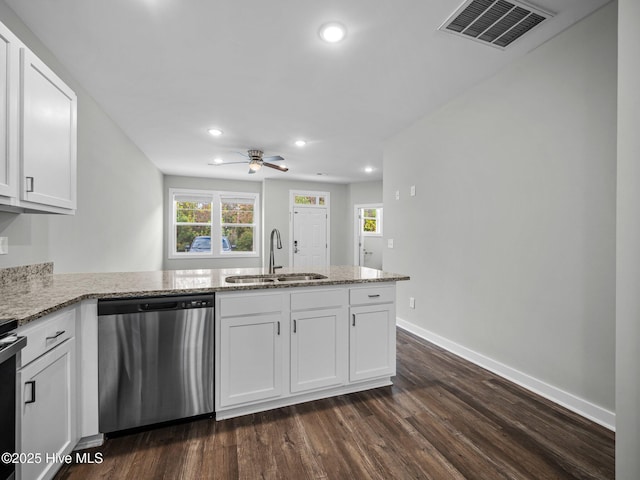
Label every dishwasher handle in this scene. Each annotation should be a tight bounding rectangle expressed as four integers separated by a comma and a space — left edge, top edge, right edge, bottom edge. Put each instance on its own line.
139, 301, 179, 312
98, 295, 214, 316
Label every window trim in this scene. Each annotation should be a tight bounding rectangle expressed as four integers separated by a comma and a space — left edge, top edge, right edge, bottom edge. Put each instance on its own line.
168, 188, 260, 259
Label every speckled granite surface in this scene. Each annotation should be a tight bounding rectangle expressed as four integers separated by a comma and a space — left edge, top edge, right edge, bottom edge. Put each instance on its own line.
0, 265, 409, 326
0, 262, 53, 288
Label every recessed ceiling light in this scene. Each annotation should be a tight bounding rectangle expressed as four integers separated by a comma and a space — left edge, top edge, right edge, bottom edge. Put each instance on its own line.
208, 128, 223, 136
319, 22, 347, 43
295, 140, 306, 147
212, 158, 223, 164
364, 167, 374, 173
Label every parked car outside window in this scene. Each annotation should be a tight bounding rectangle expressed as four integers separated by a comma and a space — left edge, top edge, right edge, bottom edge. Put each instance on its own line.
187, 236, 232, 252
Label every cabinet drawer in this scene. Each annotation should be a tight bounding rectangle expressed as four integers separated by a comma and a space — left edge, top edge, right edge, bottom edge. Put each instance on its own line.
18, 307, 76, 367
219, 293, 284, 317
349, 285, 395, 306
291, 289, 347, 311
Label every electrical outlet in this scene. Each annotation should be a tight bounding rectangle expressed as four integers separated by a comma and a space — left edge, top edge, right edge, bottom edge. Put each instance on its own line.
0, 237, 7, 255
387, 238, 394, 249
409, 297, 415, 309
410, 185, 416, 196
395, 190, 400, 200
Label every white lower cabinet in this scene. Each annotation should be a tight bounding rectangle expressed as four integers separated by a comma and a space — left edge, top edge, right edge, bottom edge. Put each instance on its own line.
216, 283, 396, 419
290, 307, 347, 393
218, 313, 283, 407
349, 304, 396, 382
17, 307, 78, 480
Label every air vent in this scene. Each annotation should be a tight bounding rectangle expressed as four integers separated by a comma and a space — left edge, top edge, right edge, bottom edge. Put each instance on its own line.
439, 0, 553, 49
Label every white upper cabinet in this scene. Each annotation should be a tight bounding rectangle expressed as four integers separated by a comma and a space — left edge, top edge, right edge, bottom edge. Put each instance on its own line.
0, 22, 19, 203
0, 19, 77, 214
20, 48, 77, 212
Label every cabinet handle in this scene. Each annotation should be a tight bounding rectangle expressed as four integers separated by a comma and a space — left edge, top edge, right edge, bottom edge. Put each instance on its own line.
352, 314, 356, 327
293, 319, 297, 333
25, 380, 36, 404
25, 176, 34, 193
46, 330, 65, 341
277, 321, 280, 336
368, 294, 381, 298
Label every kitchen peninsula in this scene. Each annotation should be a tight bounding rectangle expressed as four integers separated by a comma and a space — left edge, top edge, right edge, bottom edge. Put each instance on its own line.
1, 263, 408, 480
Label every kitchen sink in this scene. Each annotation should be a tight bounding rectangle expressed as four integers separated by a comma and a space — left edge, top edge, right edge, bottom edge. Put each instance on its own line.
224, 273, 328, 284
224, 276, 276, 284
276, 273, 328, 282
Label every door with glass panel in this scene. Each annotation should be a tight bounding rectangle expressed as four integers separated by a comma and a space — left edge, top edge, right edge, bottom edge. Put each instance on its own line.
290, 191, 329, 268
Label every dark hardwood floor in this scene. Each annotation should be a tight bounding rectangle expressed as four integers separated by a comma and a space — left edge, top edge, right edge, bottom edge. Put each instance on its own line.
55, 329, 614, 480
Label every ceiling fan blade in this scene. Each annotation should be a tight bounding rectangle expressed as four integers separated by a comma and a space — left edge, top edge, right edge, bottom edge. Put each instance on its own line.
208, 161, 249, 166
233, 151, 250, 159
263, 162, 288, 172
263, 155, 284, 162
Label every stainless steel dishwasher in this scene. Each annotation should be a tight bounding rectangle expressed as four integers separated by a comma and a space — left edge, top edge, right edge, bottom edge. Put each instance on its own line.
97, 294, 214, 433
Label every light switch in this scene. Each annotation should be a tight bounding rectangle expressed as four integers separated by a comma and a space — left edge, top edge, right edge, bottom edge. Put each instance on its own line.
410, 185, 416, 196
0, 237, 7, 255
387, 238, 394, 249
409, 297, 415, 309
395, 190, 400, 200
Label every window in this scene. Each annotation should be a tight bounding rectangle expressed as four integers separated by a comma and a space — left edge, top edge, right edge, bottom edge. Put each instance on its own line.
294, 194, 326, 206
362, 208, 383, 236
220, 196, 257, 253
169, 189, 259, 258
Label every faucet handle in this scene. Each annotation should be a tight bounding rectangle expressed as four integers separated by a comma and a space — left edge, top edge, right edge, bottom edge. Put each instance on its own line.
274, 265, 283, 271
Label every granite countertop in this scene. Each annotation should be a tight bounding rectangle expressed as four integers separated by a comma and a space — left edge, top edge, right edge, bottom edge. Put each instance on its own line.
0, 265, 409, 326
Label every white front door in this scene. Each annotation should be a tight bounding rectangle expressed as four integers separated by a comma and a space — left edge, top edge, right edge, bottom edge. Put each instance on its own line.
293, 207, 328, 267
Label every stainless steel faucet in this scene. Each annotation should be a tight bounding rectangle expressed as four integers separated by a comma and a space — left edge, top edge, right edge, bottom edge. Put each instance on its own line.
268, 228, 283, 274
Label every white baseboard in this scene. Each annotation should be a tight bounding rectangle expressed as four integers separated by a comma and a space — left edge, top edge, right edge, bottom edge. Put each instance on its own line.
396, 317, 615, 431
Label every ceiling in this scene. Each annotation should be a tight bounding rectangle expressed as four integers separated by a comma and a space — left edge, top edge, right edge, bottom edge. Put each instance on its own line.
5, 0, 611, 184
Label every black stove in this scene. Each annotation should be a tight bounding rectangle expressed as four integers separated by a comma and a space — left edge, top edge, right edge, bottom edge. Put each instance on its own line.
0, 319, 26, 480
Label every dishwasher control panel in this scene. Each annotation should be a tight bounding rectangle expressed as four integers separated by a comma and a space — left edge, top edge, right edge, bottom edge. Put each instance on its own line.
183, 299, 213, 308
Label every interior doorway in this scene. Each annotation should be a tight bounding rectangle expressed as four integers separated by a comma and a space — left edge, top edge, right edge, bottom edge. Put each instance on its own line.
289, 191, 330, 267
354, 204, 383, 269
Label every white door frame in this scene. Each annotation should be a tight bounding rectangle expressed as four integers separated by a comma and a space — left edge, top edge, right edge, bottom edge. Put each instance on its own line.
353, 203, 383, 266
289, 190, 330, 266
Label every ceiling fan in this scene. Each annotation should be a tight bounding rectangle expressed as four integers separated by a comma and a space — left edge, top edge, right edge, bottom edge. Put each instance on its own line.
209, 149, 289, 174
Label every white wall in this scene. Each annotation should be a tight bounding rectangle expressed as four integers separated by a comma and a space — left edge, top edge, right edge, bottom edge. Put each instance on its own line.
163, 175, 263, 270
384, 3, 616, 422
616, 0, 640, 476
0, 4, 163, 273
163, 176, 352, 270
263, 178, 349, 268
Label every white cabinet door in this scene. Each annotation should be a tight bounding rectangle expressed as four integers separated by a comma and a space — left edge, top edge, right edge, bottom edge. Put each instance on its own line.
18, 338, 77, 480
20, 48, 76, 210
0, 23, 18, 201
349, 304, 396, 382
219, 313, 283, 407
290, 307, 347, 393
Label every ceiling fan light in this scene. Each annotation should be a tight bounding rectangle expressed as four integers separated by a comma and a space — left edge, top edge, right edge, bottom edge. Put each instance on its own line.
249, 160, 262, 171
